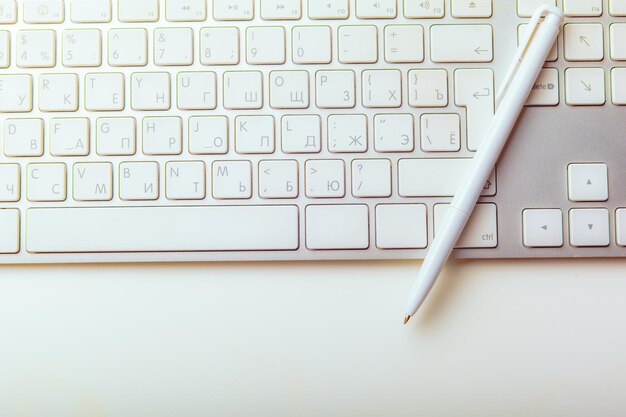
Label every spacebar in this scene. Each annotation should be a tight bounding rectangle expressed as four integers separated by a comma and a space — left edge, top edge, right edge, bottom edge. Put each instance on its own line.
26, 206, 300, 253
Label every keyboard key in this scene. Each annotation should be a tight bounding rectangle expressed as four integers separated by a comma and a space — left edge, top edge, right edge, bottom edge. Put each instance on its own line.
362, 70, 401, 108
309, 0, 349, 19
523, 209, 564, 248
188, 116, 229, 155
404, 0, 444, 18
17, 29, 56, 68
373, 114, 414, 153
96, 117, 136, 156
261, 0, 301, 20
292, 25, 332, 64
328, 114, 367, 153
165, 0, 206, 21
565, 68, 606, 106
26, 206, 300, 252
454, 68, 494, 150
612, 68, 626, 105
315, 70, 355, 108
63, 29, 102, 67
26, 163, 66, 202
118, 0, 159, 22
408, 69, 448, 108
214, 0, 254, 20
569, 208, 610, 247
71, 0, 111, 22
338, 25, 378, 64
3, 118, 43, 157
0, 0, 16, 23
517, 0, 556, 17
235, 115, 275, 154
519, 24, 558, 62
85, 72, 125, 111
177, 72, 217, 110
211, 160, 252, 199
269, 70, 309, 109
154, 27, 194, 66
356, 0, 397, 18
108, 28, 148, 67
305, 205, 369, 250
49, 118, 90, 156
564, 0, 603, 16
617, 209, 626, 246
451, 0, 492, 18
131, 72, 171, 111
0, 74, 33, 113
0, 164, 20, 202
568, 163, 609, 202
610, 0, 626, 15
223, 71, 263, 110
398, 158, 496, 197
420, 113, 461, 152
564, 24, 604, 62
375, 204, 427, 249
246, 26, 286, 65
434, 203, 498, 248
119, 162, 159, 201
142, 116, 182, 155
0, 30, 9, 67
259, 160, 299, 199
610, 24, 626, 61
305, 159, 345, 198
351, 159, 392, 198
200, 27, 239, 65
281, 115, 322, 153
24, 0, 64, 23
430, 25, 493, 63
384, 25, 424, 63
526, 68, 559, 106
165, 161, 206, 200
38, 73, 78, 112
73, 162, 113, 201
0, 209, 19, 254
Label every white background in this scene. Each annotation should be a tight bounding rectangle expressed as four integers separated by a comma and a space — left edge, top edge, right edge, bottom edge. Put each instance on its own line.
1, 259, 626, 417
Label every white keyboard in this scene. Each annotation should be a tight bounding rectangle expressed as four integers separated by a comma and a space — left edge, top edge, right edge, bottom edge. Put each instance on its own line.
1, 0, 625, 264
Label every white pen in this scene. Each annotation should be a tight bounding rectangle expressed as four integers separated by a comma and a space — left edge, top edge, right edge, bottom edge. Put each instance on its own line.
404, 6, 564, 324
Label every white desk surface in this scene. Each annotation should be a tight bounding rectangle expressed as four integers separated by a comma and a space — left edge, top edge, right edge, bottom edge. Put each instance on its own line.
1, 259, 625, 417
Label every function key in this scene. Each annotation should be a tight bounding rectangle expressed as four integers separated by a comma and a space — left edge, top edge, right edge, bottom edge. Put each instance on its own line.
517, 0, 556, 18
404, 0, 444, 18
356, 0, 397, 19
118, 0, 159, 22
309, 0, 349, 19
451, 0, 492, 18
261, 0, 301, 20
610, 0, 626, 15
71, 0, 111, 23
24, 0, 64, 23
214, 0, 254, 20
0, 0, 17, 23
165, 0, 207, 22
563, 0, 603, 17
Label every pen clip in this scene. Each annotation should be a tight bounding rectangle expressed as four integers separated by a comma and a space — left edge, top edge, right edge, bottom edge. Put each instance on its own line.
496, 5, 562, 105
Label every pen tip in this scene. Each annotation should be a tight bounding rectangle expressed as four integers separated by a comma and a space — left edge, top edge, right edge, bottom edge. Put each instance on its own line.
403, 315, 412, 325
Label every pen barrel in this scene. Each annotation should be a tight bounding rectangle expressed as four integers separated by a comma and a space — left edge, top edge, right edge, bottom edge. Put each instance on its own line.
451, 12, 562, 215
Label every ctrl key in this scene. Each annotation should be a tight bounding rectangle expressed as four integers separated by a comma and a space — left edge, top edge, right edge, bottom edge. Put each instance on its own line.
0, 209, 20, 254
434, 203, 498, 248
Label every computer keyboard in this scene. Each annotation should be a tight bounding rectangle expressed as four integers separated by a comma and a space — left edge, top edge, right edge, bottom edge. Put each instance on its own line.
0, 0, 625, 264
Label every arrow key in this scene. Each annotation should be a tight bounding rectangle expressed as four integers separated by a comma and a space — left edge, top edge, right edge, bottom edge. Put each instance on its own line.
568, 163, 609, 202
569, 208, 610, 247
523, 209, 564, 248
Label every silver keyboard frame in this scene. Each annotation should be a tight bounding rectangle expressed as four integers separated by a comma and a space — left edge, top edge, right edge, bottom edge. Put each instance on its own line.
1, 0, 626, 264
